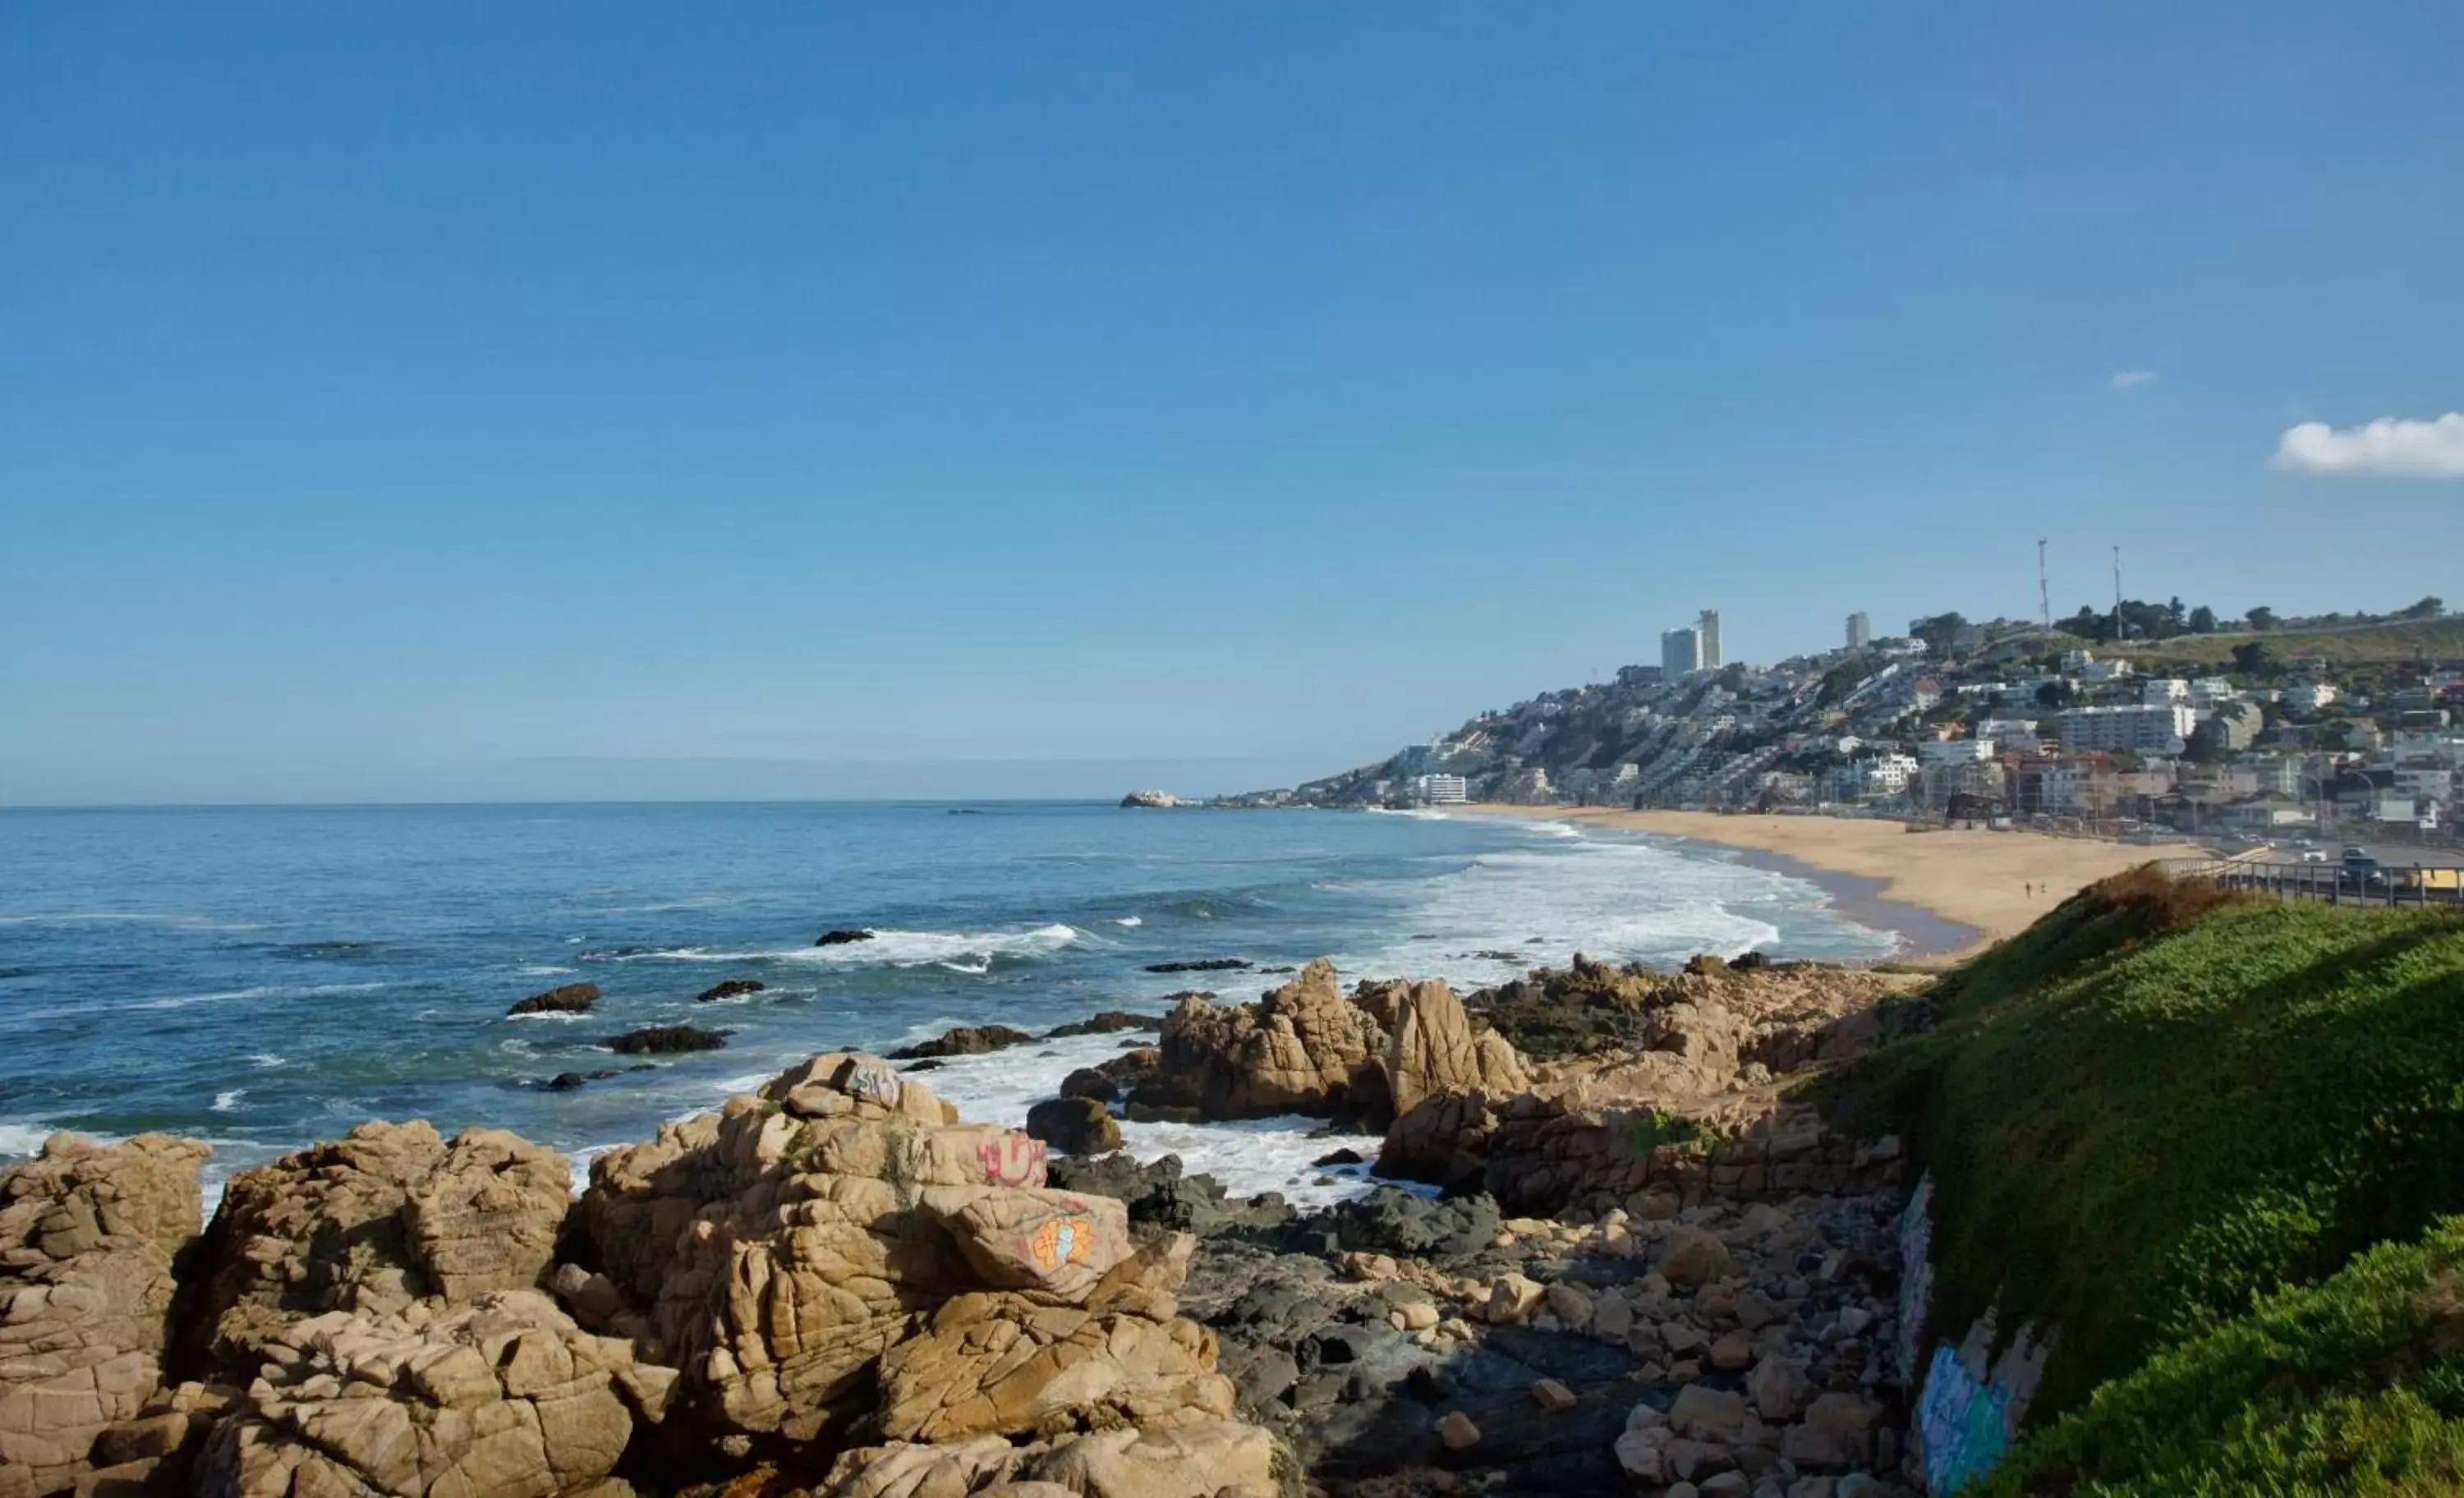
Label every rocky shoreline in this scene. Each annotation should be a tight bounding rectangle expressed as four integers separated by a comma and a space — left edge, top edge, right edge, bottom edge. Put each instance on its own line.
2, 954, 1925, 1498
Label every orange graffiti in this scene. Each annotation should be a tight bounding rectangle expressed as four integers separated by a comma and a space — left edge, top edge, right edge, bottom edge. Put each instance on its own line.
1027, 1215, 1096, 1271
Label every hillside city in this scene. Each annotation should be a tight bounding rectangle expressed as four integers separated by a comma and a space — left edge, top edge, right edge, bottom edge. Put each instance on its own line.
1234, 597, 2464, 846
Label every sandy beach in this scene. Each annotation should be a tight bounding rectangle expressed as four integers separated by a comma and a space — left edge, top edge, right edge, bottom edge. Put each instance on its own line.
1469, 806, 2166, 963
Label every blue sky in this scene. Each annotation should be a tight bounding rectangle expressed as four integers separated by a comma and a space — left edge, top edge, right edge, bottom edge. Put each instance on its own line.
4, 3, 2459, 803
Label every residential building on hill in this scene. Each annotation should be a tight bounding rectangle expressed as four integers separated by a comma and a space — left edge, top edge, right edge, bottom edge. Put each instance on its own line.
1846, 612, 1872, 650
2057, 704, 2195, 755
1662, 627, 1702, 678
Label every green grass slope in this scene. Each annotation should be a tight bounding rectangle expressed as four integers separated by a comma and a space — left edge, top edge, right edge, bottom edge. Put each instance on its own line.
1832, 870, 2464, 1476
1977, 1215, 2464, 1496
2114, 616, 2464, 669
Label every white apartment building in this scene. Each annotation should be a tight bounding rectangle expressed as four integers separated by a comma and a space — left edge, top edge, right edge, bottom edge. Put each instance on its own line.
1414, 774, 1469, 805
1920, 738, 1997, 766
2287, 682, 2340, 715
2189, 678, 2239, 711
1662, 627, 1703, 678
1698, 610, 1724, 669
2056, 704, 2195, 754
2141, 678, 2190, 706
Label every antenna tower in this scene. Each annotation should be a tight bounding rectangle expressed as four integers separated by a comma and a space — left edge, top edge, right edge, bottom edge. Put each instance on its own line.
2111, 545, 2124, 642
2037, 539, 2050, 632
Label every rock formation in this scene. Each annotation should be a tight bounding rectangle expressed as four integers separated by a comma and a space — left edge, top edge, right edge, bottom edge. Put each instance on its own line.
569, 1050, 1271, 1477
888, 1023, 1035, 1060
181, 1122, 572, 1374
1150, 959, 1390, 1119
508, 982, 600, 1016
0, 1133, 207, 1498
192, 1291, 664, 1498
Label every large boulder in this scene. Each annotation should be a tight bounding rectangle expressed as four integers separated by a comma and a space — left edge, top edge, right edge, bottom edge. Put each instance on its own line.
1381, 980, 1529, 1122
0, 1133, 208, 1498
191, 1290, 667, 1498
1025, 1097, 1124, 1157
875, 1238, 1231, 1443
571, 1051, 1234, 1453
1373, 1090, 1502, 1194
1152, 959, 1387, 1119
1028, 1418, 1280, 1498
182, 1122, 572, 1372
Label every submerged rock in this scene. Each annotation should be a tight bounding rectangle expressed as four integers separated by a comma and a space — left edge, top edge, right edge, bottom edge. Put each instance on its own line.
506, 981, 600, 1016
889, 1022, 1035, 1059
692, 977, 766, 1003
1046, 1009, 1165, 1037
606, 1023, 728, 1055
814, 927, 876, 946
1145, 958, 1251, 974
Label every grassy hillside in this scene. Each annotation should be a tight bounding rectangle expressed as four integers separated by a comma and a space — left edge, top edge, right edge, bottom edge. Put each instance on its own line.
1831, 871, 2464, 1483
2113, 616, 2464, 669
1978, 1215, 2464, 1496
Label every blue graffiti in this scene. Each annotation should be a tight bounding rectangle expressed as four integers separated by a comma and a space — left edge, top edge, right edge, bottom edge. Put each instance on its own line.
1916, 1344, 2012, 1493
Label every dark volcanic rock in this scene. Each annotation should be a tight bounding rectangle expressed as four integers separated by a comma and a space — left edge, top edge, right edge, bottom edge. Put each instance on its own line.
887, 1022, 1035, 1060
1145, 958, 1252, 974
1321, 1188, 1501, 1261
1023, 1096, 1124, 1156
605, 1023, 728, 1055
1059, 1067, 1119, 1103
1045, 1152, 1294, 1237
692, 978, 765, 1003
812, 928, 875, 946
1045, 1009, 1165, 1037
1311, 1147, 1365, 1167
506, 981, 600, 1017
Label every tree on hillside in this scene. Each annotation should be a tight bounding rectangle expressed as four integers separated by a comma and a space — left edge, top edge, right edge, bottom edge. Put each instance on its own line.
2402, 596, 2446, 619
1912, 612, 1971, 657
2247, 606, 2278, 632
2062, 605, 2109, 642
2188, 604, 2218, 634
2232, 641, 2276, 677
2167, 597, 2188, 631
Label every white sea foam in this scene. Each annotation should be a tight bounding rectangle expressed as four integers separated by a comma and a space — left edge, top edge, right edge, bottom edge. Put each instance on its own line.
599, 925, 1083, 969
0, 1124, 57, 1156
504, 1010, 589, 1022
518, 964, 577, 976
248, 1053, 287, 1069
913, 1035, 1384, 1211
1343, 825, 1896, 986
212, 1089, 245, 1113
1112, 916, 1143, 927
123, 980, 388, 1012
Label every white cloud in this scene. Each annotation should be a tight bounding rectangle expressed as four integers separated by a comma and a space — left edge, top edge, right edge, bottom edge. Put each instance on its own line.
2271, 412, 2464, 478
2110, 370, 2158, 389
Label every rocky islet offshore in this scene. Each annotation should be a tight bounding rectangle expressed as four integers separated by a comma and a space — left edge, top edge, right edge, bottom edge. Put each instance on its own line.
2, 953, 1925, 1498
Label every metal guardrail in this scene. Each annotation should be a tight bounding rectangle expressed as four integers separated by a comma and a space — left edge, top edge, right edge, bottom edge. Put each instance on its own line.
2168, 857, 2464, 908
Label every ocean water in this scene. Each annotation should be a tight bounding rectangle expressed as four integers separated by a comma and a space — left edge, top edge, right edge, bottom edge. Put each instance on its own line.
0, 802, 1897, 1205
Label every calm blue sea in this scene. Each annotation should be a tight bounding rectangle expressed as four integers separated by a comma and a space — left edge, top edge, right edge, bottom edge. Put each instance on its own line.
0, 802, 1896, 1202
